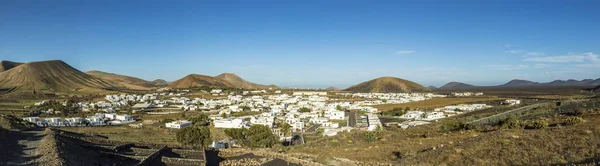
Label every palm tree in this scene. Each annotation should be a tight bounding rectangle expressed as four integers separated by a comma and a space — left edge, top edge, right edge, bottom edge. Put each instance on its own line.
281, 123, 292, 137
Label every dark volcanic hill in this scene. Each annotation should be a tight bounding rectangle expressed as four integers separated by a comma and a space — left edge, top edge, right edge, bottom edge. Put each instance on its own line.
593, 85, 600, 92
0, 60, 23, 72
0, 60, 115, 92
168, 74, 234, 89
344, 77, 430, 93
438, 82, 475, 90
152, 79, 169, 86
215, 73, 278, 89
427, 86, 438, 90
86, 70, 155, 90
326, 86, 340, 91
502, 79, 539, 86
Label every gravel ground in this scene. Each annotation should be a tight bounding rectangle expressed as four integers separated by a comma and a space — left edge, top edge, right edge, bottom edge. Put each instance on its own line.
0, 128, 46, 166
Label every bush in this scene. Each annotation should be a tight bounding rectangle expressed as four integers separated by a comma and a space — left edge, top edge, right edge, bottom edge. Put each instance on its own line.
161, 118, 175, 123
224, 125, 279, 148
299, 107, 312, 113
188, 114, 210, 125
528, 120, 548, 129
176, 126, 212, 148
440, 122, 467, 131
564, 117, 584, 126
364, 131, 377, 143
501, 116, 522, 129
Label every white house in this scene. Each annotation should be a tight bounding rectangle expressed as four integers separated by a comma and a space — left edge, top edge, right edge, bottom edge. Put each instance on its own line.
292, 91, 327, 96
116, 114, 134, 121
401, 111, 425, 119
292, 121, 305, 131
165, 120, 193, 129
327, 111, 345, 120
504, 99, 521, 106
214, 118, 245, 129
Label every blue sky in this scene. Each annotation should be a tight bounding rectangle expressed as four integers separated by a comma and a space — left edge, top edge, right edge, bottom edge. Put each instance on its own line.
1, 0, 599, 88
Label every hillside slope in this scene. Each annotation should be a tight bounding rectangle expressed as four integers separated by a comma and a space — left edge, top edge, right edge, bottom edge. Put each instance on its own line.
86, 70, 154, 90
502, 79, 539, 86
438, 82, 475, 90
344, 77, 429, 93
215, 73, 278, 89
0, 60, 23, 72
152, 79, 169, 86
168, 74, 234, 89
0, 60, 115, 93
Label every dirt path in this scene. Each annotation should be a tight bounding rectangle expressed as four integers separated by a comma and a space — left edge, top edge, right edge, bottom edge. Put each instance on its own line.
0, 128, 46, 166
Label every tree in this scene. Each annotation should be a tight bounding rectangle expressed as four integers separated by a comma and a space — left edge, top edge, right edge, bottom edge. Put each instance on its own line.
247, 125, 278, 148
336, 105, 343, 111
224, 125, 279, 148
188, 114, 211, 126
299, 107, 311, 113
239, 106, 251, 111
221, 113, 228, 118
281, 123, 292, 137
176, 126, 212, 148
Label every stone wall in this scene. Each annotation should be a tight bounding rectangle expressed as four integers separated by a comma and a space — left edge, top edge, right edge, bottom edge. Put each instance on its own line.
162, 156, 205, 166
136, 146, 167, 166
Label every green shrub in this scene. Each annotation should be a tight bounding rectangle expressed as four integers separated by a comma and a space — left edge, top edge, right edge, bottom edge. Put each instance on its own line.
161, 118, 175, 123
176, 126, 212, 148
364, 131, 377, 143
440, 122, 471, 131
564, 117, 584, 126
501, 116, 522, 129
528, 120, 548, 129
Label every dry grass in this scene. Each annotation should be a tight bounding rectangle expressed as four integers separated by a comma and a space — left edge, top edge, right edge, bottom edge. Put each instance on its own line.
288, 106, 600, 165
375, 97, 505, 111
61, 125, 178, 145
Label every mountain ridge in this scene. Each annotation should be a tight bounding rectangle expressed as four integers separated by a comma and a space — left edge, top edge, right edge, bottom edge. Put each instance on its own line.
344, 76, 429, 93
86, 70, 155, 90
0, 60, 115, 93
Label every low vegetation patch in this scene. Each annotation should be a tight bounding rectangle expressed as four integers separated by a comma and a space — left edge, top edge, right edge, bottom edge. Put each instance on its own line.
564, 117, 584, 126
176, 126, 212, 148
500, 116, 522, 129
526, 119, 549, 129
0, 115, 36, 131
225, 125, 279, 148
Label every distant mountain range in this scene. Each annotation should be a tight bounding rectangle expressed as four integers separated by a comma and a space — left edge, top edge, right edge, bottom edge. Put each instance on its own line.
168, 73, 278, 89
0, 60, 279, 95
345, 77, 430, 93
438, 78, 600, 91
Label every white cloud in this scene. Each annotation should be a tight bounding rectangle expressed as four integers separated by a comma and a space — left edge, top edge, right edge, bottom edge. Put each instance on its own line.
525, 52, 545, 56
396, 50, 415, 55
533, 64, 551, 68
524, 52, 598, 63
507, 49, 544, 57
507, 50, 525, 54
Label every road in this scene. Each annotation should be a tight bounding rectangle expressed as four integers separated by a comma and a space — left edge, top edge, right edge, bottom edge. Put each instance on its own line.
466, 103, 550, 125
305, 124, 321, 132
0, 128, 45, 166
347, 112, 356, 127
